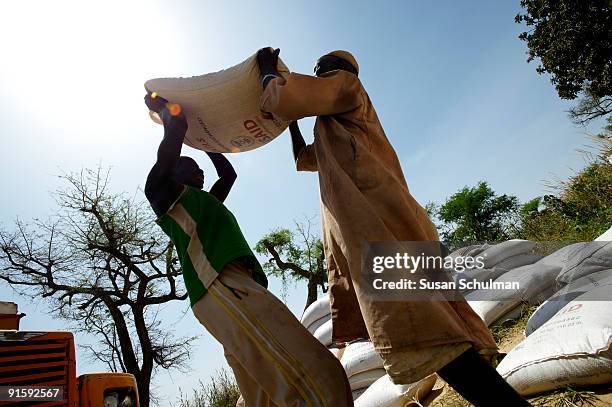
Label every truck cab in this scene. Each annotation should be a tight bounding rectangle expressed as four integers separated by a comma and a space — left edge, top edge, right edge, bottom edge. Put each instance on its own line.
0, 301, 139, 407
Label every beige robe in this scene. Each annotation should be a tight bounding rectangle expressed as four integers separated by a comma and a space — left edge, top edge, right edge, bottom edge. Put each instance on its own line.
261, 71, 497, 362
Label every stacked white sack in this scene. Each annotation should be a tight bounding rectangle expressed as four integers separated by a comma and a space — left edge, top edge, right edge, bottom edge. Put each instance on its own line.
313, 319, 333, 347
467, 242, 587, 326
556, 241, 612, 285
300, 297, 436, 403
455, 254, 543, 291
341, 340, 386, 391
497, 284, 612, 396
301, 295, 331, 329
450, 241, 541, 291
145, 49, 290, 153
526, 269, 612, 336
354, 374, 438, 407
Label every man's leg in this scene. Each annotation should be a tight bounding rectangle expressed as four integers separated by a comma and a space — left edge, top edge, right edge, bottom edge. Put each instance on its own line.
192, 261, 353, 407
437, 347, 531, 407
224, 350, 277, 407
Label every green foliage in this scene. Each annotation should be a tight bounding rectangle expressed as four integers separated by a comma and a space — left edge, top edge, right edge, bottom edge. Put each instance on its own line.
254, 227, 323, 281
254, 218, 327, 309
174, 369, 240, 407
519, 134, 612, 241
516, 0, 612, 101
433, 181, 520, 244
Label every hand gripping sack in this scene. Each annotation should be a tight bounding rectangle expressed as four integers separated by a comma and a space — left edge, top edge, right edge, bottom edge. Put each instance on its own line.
145, 49, 290, 153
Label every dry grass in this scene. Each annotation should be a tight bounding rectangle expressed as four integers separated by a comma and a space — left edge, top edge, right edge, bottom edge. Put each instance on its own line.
530, 387, 602, 407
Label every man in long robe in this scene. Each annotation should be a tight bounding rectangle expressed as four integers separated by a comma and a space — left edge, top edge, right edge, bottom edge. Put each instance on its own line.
257, 48, 531, 407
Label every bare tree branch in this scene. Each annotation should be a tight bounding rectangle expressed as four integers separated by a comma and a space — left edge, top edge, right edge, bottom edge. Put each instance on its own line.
0, 166, 197, 407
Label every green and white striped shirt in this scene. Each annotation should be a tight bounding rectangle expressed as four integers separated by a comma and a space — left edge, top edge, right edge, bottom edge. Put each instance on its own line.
157, 186, 268, 305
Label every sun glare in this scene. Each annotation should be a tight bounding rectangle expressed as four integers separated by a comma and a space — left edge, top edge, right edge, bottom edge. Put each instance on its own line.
0, 1, 182, 133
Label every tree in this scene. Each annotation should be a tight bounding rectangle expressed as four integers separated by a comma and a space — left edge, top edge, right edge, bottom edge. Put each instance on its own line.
519, 133, 612, 241
0, 168, 197, 407
516, 0, 612, 124
174, 369, 240, 407
254, 217, 327, 310
432, 181, 519, 244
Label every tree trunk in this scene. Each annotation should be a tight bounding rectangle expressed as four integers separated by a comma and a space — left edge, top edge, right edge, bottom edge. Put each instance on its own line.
305, 277, 318, 311
133, 305, 153, 407
135, 374, 150, 407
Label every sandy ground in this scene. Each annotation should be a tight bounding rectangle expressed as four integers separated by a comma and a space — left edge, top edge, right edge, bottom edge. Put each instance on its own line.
417, 316, 612, 407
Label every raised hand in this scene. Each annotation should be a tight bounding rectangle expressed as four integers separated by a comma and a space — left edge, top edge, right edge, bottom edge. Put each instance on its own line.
144, 93, 188, 135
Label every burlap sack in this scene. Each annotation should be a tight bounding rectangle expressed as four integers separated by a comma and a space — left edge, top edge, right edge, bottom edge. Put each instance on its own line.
145, 49, 290, 153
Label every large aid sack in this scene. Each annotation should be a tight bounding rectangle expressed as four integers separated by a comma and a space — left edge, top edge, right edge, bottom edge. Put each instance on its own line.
341, 340, 384, 379
467, 243, 585, 326
525, 269, 612, 336
497, 285, 612, 396
556, 241, 612, 284
145, 49, 290, 153
354, 374, 437, 407
300, 295, 330, 329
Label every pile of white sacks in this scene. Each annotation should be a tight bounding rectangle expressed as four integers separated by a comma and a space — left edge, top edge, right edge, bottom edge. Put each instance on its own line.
456, 228, 612, 397
300, 226, 612, 402
301, 296, 437, 405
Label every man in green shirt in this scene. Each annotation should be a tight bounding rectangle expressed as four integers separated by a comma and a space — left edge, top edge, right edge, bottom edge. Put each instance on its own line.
144, 93, 352, 407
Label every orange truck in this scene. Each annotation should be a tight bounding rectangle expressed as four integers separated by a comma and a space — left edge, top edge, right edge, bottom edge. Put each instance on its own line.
0, 301, 139, 407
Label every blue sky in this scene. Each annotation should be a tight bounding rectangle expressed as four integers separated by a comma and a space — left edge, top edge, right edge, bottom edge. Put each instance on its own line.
0, 1, 605, 405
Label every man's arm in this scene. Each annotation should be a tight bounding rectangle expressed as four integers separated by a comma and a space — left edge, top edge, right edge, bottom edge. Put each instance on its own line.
207, 152, 237, 203
144, 94, 188, 216
289, 121, 306, 162
290, 121, 317, 172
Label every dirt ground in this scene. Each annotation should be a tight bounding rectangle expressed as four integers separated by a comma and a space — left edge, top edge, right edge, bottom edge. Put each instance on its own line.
417, 314, 612, 407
